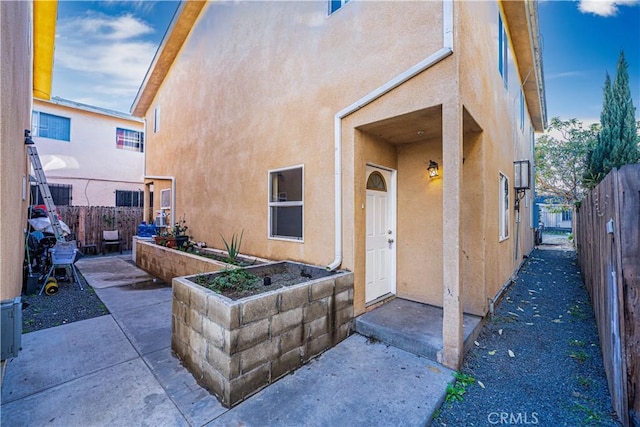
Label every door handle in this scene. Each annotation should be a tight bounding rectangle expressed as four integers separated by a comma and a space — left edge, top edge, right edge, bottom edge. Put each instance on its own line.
388, 238, 394, 243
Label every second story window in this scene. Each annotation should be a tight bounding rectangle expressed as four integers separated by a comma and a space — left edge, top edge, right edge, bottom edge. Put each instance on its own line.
32, 111, 71, 141
329, 0, 350, 15
498, 14, 509, 88
154, 106, 160, 133
520, 90, 525, 131
116, 128, 144, 152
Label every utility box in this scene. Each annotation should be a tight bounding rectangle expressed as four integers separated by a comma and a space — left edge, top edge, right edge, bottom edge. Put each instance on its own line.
1, 297, 22, 360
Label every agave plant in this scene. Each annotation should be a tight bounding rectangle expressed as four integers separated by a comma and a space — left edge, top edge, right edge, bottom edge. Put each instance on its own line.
220, 230, 244, 264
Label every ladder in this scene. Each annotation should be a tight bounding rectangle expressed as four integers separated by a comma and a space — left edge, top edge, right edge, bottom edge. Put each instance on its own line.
26, 145, 65, 241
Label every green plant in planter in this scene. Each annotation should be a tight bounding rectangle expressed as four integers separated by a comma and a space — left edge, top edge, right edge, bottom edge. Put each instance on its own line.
156, 215, 189, 248
170, 216, 189, 237
202, 268, 260, 293
220, 230, 243, 264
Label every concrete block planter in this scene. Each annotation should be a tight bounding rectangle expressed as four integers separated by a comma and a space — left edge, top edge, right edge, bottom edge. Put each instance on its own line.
135, 240, 268, 284
172, 261, 354, 407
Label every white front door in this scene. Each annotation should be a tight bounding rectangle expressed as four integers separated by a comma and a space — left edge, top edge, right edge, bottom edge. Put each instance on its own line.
365, 165, 395, 303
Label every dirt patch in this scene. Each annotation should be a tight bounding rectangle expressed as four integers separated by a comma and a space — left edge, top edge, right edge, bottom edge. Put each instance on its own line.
190, 262, 335, 300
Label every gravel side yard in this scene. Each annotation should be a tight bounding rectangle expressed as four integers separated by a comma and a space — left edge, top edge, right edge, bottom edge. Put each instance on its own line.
433, 248, 621, 426
22, 266, 108, 333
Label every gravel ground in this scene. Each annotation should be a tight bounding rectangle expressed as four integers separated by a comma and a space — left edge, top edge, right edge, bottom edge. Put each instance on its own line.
22, 265, 108, 333
433, 248, 621, 426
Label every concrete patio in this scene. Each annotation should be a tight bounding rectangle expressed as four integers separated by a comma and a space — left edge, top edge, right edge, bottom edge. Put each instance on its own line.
1, 255, 456, 426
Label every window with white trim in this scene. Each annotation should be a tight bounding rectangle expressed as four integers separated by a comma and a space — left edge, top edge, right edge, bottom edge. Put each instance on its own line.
498, 14, 508, 88
519, 90, 525, 131
329, 0, 350, 15
160, 189, 171, 209
116, 128, 144, 152
499, 172, 510, 240
32, 111, 71, 141
154, 106, 160, 133
269, 166, 303, 240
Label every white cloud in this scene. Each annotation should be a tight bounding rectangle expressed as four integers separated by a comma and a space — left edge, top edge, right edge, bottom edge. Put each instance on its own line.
56, 40, 156, 88
578, 0, 639, 17
54, 12, 157, 111
60, 13, 153, 41
546, 71, 585, 80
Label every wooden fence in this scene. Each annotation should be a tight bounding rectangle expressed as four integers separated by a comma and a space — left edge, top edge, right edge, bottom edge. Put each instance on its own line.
575, 164, 639, 427
58, 206, 143, 252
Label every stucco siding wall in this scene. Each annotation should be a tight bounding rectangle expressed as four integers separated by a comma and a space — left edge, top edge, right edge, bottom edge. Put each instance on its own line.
0, 1, 31, 300
44, 178, 143, 207
456, 1, 537, 307
145, 1, 445, 268
143, 0, 542, 317
32, 100, 144, 206
396, 140, 444, 305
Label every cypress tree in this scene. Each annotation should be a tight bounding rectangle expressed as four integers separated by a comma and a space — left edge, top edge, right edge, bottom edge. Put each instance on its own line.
588, 51, 640, 182
609, 51, 640, 166
587, 74, 612, 180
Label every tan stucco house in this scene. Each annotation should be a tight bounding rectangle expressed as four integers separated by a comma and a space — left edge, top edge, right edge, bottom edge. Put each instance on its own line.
31, 97, 145, 207
132, 0, 546, 369
1, 0, 57, 359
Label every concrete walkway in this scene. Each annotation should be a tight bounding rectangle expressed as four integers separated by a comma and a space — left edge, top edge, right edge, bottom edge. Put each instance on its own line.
1, 256, 454, 427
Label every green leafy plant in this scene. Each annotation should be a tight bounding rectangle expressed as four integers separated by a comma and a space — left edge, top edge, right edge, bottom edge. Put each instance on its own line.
170, 215, 189, 236
569, 350, 589, 363
200, 268, 259, 294
445, 372, 476, 402
220, 230, 244, 264
576, 375, 592, 389
571, 402, 604, 424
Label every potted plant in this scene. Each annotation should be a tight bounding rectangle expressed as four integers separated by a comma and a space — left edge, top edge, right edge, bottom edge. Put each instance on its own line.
170, 216, 189, 248
154, 216, 189, 248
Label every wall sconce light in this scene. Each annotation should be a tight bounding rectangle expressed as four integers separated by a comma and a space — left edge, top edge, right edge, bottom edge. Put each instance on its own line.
24, 129, 34, 145
427, 160, 439, 178
513, 159, 531, 211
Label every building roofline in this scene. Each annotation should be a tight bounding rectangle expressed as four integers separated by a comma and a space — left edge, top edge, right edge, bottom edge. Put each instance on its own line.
131, 1, 206, 117
36, 97, 144, 123
501, 0, 548, 132
33, 0, 57, 100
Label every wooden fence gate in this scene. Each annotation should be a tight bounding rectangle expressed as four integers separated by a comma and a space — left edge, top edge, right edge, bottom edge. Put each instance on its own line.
575, 164, 639, 427
58, 206, 143, 252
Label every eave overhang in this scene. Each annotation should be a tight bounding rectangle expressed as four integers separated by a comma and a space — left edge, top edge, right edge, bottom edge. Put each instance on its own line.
501, 0, 548, 132
33, 0, 58, 100
131, 1, 206, 117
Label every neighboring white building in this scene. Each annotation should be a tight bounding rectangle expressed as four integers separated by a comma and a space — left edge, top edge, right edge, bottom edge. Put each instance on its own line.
31, 97, 145, 207
534, 196, 573, 232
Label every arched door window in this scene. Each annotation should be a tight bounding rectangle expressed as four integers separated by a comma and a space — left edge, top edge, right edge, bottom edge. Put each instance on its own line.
366, 171, 387, 192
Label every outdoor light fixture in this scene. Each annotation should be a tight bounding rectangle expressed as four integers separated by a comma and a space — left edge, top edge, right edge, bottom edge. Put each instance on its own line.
427, 160, 439, 178
24, 129, 34, 145
513, 159, 531, 211
513, 160, 531, 190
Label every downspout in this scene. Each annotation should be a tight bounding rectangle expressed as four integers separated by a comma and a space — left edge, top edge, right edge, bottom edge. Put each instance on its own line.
327, 0, 454, 270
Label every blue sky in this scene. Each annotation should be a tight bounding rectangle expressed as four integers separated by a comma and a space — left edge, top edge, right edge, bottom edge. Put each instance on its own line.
51, 0, 640, 124
51, 1, 179, 112
539, 0, 640, 123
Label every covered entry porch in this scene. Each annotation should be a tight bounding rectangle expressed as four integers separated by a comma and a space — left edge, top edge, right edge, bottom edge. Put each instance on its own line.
352, 102, 485, 368
355, 298, 482, 362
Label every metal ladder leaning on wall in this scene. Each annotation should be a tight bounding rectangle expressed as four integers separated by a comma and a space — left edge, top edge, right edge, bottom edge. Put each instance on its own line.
26, 144, 65, 242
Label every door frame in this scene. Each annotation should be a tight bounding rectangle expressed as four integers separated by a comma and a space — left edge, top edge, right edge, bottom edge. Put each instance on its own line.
365, 163, 397, 304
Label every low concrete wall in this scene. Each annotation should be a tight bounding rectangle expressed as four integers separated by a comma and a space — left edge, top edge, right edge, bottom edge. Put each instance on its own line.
136, 240, 227, 284
172, 267, 354, 407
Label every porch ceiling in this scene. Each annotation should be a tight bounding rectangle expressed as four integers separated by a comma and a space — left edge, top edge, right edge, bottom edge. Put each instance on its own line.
357, 105, 442, 145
